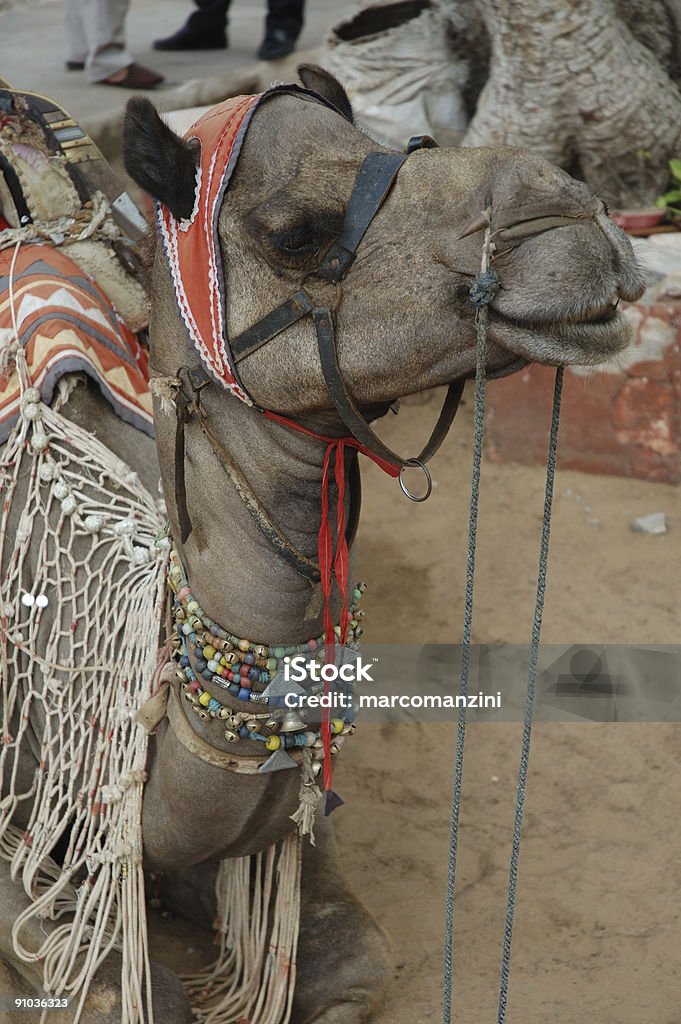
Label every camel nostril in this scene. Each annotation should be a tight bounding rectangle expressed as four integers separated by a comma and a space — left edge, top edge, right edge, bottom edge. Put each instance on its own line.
594, 211, 646, 302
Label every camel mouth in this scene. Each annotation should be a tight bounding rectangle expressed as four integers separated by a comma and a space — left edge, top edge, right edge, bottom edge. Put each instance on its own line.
488, 305, 632, 367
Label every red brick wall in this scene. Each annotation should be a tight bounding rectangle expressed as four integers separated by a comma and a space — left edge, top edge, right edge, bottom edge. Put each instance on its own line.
485, 301, 681, 483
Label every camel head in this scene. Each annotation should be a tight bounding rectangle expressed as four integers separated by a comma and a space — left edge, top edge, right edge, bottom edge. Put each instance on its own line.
123, 66, 645, 423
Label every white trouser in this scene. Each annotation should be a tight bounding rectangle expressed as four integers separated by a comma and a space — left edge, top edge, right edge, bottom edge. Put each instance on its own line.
65, 0, 134, 83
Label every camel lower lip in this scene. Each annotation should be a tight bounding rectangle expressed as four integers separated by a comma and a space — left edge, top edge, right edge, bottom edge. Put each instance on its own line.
488, 309, 632, 366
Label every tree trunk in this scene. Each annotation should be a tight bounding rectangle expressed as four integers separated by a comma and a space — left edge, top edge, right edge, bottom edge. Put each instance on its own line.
464, 0, 681, 208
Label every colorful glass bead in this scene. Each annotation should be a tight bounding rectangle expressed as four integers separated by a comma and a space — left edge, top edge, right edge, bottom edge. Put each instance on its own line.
238, 687, 250, 702
238, 639, 250, 652
265, 735, 281, 751
331, 719, 344, 734
202, 644, 216, 660
198, 691, 211, 707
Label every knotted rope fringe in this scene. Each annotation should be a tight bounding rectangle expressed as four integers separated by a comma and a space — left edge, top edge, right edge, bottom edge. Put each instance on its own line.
442, 219, 564, 1023
0, 192, 118, 251
182, 833, 302, 1024
1, 240, 312, 1024
0, 354, 169, 1022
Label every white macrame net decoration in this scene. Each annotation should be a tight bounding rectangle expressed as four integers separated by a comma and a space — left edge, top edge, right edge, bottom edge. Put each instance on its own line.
0, 300, 169, 1020
0, 242, 310, 1024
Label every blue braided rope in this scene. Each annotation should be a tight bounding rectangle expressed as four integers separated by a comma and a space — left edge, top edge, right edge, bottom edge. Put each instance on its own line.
496, 367, 563, 1024
442, 270, 495, 1024
442, 253, 563, 1024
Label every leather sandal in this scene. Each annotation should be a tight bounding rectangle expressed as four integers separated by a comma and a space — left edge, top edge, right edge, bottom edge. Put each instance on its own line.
98, 63, 164, 89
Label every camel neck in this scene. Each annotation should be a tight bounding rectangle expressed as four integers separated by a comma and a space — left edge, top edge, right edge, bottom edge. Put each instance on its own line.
156, 391, 355, 646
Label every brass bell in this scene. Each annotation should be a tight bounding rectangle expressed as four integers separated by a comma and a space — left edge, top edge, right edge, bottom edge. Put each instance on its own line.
224, 728, 238, 742
254, 645, 268, 659
246, 720, 260, 732
279, 710, 306, 733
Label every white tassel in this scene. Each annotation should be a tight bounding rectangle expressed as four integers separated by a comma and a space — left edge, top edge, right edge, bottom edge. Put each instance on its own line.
149, 376, 181, 414
289, 748, 321, 846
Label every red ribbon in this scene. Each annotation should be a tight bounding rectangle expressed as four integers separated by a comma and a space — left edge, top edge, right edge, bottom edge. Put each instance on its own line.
318, 440, 350, 795
264, 412, 400, 803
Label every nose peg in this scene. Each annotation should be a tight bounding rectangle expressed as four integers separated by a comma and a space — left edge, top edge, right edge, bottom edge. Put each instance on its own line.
457, 208, 492, 241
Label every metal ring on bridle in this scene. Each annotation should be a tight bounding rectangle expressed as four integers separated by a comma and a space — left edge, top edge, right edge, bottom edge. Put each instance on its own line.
398, 459, 432, 502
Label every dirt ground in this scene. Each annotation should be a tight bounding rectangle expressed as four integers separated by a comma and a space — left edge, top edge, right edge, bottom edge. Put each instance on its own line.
153, 385, 680, 1024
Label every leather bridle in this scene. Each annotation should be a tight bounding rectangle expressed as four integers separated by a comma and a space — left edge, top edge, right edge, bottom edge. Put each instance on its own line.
169, 95, 465, 574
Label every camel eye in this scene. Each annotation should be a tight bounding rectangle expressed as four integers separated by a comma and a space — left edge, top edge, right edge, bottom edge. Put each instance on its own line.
272, 229, 318, 256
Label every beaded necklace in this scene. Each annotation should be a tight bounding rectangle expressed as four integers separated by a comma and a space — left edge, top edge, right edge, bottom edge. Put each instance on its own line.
168, 552, 364, 770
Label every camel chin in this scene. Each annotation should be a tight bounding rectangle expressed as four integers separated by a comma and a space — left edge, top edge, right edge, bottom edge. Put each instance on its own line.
489, 307, 634, 367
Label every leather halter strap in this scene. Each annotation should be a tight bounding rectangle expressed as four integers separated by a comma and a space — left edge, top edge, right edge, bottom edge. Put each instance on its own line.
170, 126, 464, 573
231, 146, 465, 475
316, 151, 407, 284
170, 363, 361, 572
314, 307, 465, 470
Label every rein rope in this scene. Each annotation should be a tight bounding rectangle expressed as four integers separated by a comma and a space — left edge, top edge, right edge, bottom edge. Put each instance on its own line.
442, 220, 565, 1024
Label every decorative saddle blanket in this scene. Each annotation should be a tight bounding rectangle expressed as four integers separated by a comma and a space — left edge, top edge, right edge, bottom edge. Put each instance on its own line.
0, 242, 153, 445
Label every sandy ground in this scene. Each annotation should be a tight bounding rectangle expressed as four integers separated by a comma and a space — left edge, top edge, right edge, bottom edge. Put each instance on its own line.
150, 386, 680, 1024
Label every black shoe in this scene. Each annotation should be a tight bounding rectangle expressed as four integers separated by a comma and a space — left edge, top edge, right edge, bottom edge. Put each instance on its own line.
256, 28, 297, 61
154, 26, 227, 51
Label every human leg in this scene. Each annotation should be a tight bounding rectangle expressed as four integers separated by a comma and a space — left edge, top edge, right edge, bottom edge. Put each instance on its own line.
154, 0, 229, 50
257, 0, 304, 60
264, 0, 304, 41
68, 0, 163, 87
64, 0, 88, 68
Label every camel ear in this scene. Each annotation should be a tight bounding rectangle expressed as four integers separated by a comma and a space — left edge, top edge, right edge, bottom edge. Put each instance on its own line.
123, 97, 199, 221
297, 64, 353, 123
